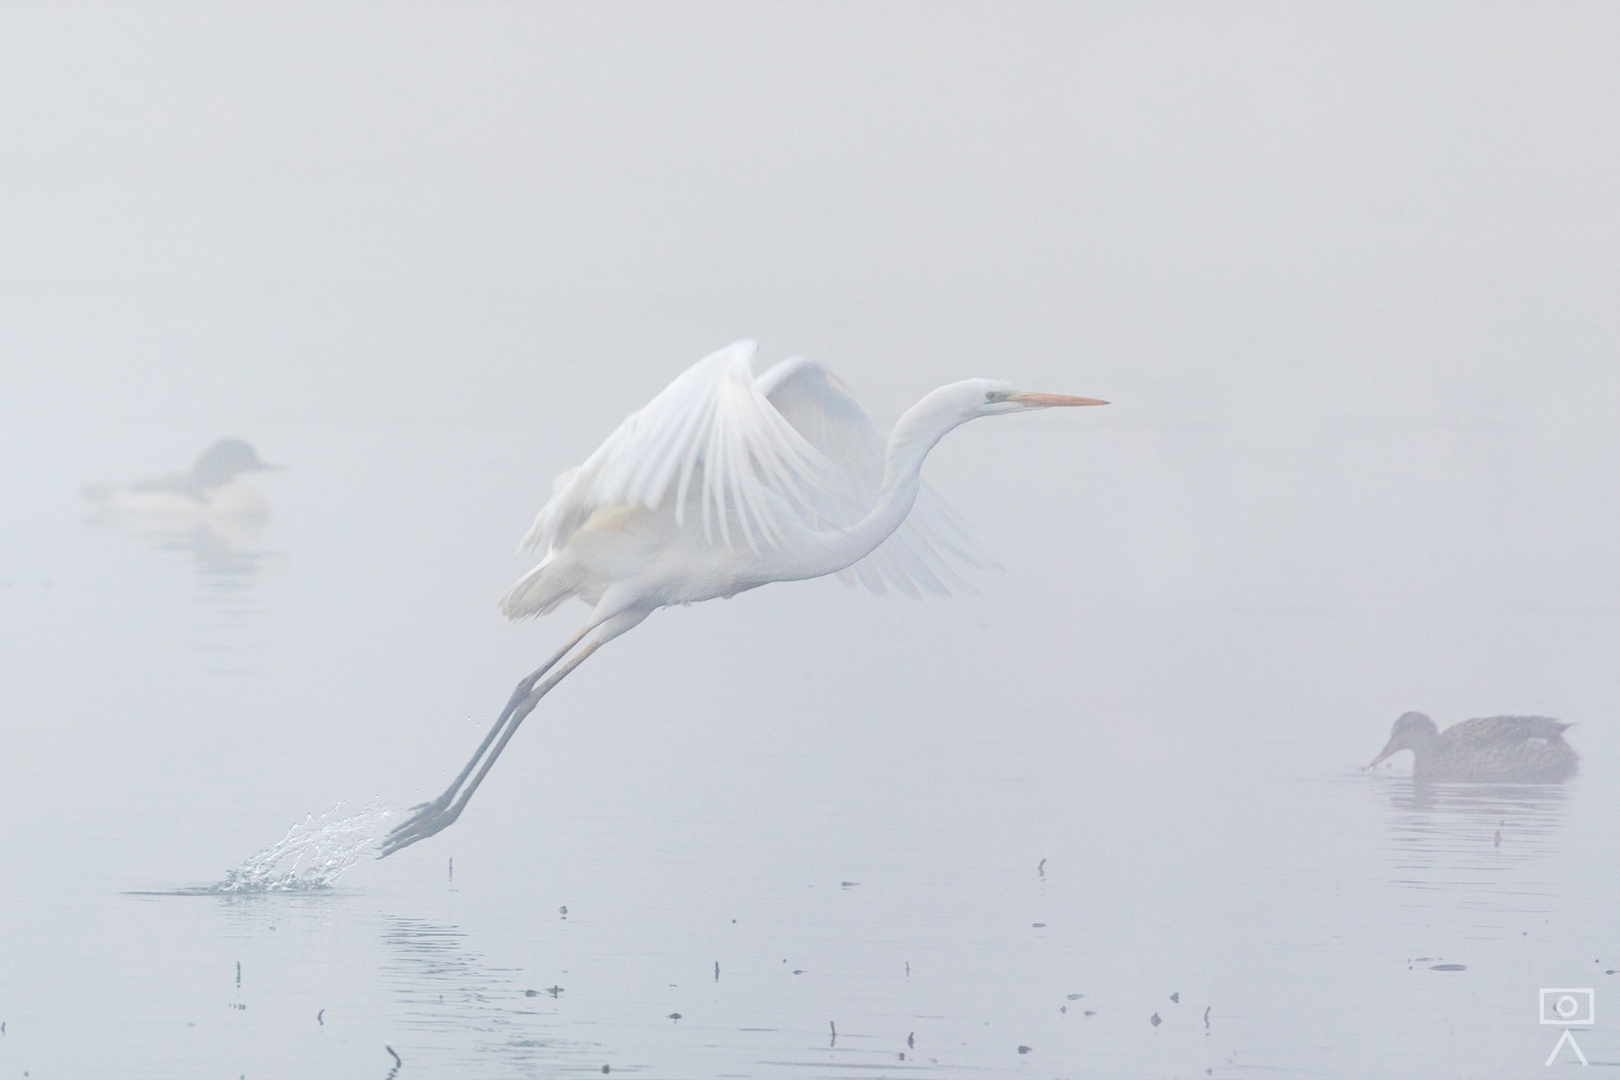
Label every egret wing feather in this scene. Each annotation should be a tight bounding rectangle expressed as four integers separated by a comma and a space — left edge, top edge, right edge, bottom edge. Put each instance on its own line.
757, 357, 998, 595
520, 341, 831, 557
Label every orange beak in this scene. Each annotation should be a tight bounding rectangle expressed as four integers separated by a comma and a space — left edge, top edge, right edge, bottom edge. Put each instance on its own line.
1012, 392, 1110, 407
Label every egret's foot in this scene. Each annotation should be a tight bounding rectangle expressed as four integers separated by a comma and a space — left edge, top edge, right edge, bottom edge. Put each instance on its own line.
379, 800, 461, 857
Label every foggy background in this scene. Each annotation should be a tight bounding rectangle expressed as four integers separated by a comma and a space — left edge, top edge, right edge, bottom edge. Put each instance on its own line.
2, 3, 1618, 1077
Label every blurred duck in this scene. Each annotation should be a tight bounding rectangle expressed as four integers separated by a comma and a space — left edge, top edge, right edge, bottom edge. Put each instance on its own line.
1369, 711, 1579, 783
82, 438, 283, 518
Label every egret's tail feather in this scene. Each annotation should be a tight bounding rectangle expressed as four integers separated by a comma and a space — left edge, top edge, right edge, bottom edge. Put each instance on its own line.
500, 563, 574, 620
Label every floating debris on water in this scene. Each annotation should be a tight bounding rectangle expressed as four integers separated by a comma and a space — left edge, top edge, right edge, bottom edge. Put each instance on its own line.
525, 989, 540, 997
1431, 964, 1467, 971
1204, 1006, 1211, 1030
1037, 858, 1046, 877
908, 1032, 914, 1048
1150, 1013, 1161, 1027
668, 1012, 682, 1021
1067, 994, 1083, 1000
1017, 1045, 1032, 1054
1170, 992, 1180, 1003
317, 1009, 324, 1026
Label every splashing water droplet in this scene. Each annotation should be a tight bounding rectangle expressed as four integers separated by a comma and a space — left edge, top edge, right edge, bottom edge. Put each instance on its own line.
204, 804, 393, 893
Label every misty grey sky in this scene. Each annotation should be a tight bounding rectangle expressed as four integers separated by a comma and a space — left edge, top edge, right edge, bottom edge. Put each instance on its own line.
2, 2, 1615, 439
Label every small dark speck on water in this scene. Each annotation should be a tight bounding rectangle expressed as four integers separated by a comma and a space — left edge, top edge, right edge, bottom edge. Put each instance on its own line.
1037, 858, 1046, 877
317, 1009, 324, 1026
448, 857, 453, 881
1607, 970, 1618, 975
905, 961, 910, 976
1061, 1006, 1066, 1014
236, 961, 241, 987
668, 1013, 682, 1021
1431, 964, 1467, 971
1414, 957, 1434, 962
830, 1020, 837, 1046
1171, 992, 1180, 1003
385, 1045, 402, 1068
525, 989, 540, 997
793, 969, 805, 975
841, 881, 859, 888
1031, 923, 1046, 928
1150, 1013, 1162, 1028
548, 985, 564, 998
1017, 1045, 1032, 1054
559, 906, 567, 918
1085, 1010, 1096, 1016
908, 1032, 915, 1048
1067, 994, 1083, 1000
1494, 830, 1502, 847
1204, 1006, 1211, 1030
715, 961, 720, 981
602, 1066, 610, 1074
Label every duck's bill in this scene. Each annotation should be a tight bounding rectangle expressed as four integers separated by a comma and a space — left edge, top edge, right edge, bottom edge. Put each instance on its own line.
1367, 745, 1397, 768
1013, 392, 1110, 407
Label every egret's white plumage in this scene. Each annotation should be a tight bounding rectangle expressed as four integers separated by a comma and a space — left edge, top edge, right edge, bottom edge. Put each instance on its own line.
383, 340, 1106, 856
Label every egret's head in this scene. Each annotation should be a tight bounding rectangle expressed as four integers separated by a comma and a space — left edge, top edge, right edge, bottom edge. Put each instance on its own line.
938, 378, 1109, 422
193, 438, 283, 487
1368, 711, 1439, 768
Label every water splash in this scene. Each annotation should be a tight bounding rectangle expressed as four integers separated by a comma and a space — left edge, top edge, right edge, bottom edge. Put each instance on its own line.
204, 803, 394, 893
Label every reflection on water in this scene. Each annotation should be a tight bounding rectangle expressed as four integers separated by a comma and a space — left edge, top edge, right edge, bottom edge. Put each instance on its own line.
86, 511, 277, 588
1377, 777, 1570, 919
382, 916, 608, 1077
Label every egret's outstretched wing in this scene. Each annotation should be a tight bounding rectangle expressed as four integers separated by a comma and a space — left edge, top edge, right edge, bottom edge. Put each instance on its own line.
757, 357, 998, 597
520, 341, 831, 556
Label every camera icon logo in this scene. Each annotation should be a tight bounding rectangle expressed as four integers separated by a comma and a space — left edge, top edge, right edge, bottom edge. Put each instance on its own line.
1540, 988, 1595, 1026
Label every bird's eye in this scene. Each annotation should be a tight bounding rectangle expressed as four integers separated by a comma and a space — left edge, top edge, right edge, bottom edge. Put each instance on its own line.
985, 390, 1011, 403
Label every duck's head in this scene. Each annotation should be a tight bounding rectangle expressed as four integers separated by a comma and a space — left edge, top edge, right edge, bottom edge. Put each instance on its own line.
192, 439, 283, 489
1368, 711, 1440, 768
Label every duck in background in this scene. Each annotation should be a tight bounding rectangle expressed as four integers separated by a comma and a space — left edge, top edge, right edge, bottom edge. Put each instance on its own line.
1369, 711, 1579, 783
82, 438, 283, 520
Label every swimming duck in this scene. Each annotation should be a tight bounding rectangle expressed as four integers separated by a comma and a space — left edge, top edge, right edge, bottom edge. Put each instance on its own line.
82, 438, 283, 518
1369, 711, 1579, 783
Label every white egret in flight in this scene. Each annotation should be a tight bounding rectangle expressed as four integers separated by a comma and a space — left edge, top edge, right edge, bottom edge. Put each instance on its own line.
381, 341, 1106, 856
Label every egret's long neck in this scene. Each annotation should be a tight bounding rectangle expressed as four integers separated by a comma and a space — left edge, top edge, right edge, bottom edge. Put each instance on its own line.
796, 392, 969, 578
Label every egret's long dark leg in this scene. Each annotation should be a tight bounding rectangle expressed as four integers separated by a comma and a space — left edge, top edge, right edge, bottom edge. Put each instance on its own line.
380, 626, 590, 855
379, 633, 606, 857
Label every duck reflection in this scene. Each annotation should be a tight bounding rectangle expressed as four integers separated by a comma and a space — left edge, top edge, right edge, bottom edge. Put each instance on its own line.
82, 438, 283, 586
1376, 772, 1572, 916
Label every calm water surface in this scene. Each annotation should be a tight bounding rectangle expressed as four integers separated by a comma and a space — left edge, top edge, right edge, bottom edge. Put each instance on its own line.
2, 417, 1616, 1079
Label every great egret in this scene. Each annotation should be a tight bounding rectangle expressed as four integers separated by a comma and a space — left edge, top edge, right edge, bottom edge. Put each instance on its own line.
1369, 711, 1579, 782
82, 438, 283, 517
381, 340, 1106, 856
